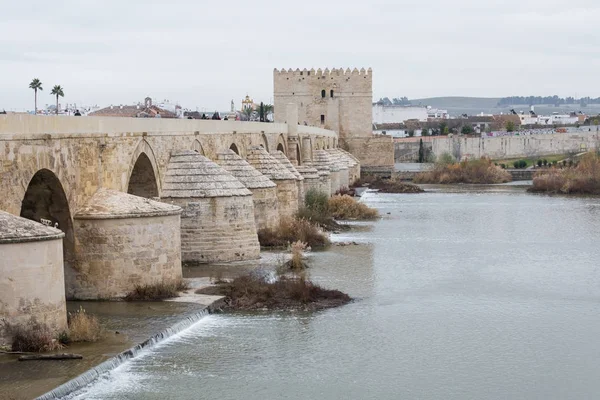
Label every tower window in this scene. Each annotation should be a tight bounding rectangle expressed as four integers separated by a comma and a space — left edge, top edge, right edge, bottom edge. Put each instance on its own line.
321, 89, 326, 98
320, 115, 325, 124
330, 90, 334, 98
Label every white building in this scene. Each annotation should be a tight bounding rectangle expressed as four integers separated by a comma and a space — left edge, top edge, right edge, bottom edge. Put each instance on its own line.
373, 104, 449, 124
373, 104, 428, 124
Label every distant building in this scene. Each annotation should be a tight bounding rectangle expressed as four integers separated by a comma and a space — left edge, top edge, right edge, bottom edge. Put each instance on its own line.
373, 104, 449, 124
242, 95, 254, 111
89, 97, 178, 118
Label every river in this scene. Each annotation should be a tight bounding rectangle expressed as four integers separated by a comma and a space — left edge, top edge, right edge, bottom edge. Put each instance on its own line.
65, 185, 600, 400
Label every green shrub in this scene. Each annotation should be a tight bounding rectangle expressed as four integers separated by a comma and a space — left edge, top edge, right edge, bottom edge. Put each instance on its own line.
537, 160, 543, 167
543, 159, 548, 166
513, 160, 519, 169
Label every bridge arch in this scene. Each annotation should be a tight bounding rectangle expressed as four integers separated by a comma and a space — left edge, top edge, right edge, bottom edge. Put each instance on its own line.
261, 134, 270, 152
127, 139, 160, 198
229, 142, 240, 155
295, 143, 302, 166
276, 134, 287, 155
193, 139, 205, 155
20, 168, 74, 293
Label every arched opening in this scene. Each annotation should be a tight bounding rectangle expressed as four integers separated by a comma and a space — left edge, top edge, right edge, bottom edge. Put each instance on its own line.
193, 140, 205, 155
277, 143, 285, 153
20, 169, 74, 294
330, 90, 334, 98
261, 134, 269, 152
128, 153, 159, 198
296, 143, 302, 166
230, 143, 240, 155
321, 89, 326, 98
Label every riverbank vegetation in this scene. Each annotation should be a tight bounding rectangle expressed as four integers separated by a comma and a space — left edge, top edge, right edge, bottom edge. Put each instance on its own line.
64, 307, 102, 343
124, 279, 190, 301
3, 307, 103, 352
530, 152, 600, 194
414, 155, 511, 184
328, 195, 379, 220
258, 189, 380, 248
196, 271, 351, 312
352, 175, 424, 193
3, 319, 63, 353
257, 217, 330, 248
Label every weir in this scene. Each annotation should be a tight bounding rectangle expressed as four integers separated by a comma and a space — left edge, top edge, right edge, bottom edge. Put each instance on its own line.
36, 308, 212, 400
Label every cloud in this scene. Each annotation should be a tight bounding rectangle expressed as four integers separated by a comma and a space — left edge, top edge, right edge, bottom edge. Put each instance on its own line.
2, 0, 600, 111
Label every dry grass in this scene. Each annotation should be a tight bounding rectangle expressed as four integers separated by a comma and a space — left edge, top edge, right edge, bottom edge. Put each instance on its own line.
530, 152, 600, 194
296, 189, 341, 230
328, 195, 379, 220
196, 272, 351, 311
67, 307, 102, 343
289, 241, 308, 270
258, 217, 330, 248
414, 157, 511, 184
124, 279, 190, 301
353, 175, 424, 193
3, 319, 63, 353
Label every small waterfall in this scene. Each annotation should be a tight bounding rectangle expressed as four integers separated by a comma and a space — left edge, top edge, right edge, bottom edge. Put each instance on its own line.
36, 308, 210, 400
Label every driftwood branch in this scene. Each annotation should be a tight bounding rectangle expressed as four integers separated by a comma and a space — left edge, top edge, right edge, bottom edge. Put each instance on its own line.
18, 353, 83, 361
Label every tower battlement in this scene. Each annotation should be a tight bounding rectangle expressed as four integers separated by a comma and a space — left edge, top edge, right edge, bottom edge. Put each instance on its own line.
273, 67, 372, 77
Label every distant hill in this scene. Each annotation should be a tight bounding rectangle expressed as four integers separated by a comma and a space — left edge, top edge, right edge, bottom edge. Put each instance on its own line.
409, 97, 501, 109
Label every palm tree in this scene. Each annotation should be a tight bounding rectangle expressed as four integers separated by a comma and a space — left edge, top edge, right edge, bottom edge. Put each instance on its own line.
29, 79, 43, 114
50, 85, 64, 115
263, 104, 274, 122
242, 107, 254, 121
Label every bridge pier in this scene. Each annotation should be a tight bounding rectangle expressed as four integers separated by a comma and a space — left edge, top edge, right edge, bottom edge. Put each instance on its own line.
0, 212, 67, 345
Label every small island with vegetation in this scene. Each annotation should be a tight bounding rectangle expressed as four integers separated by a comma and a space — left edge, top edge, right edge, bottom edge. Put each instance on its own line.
352, 175, 424, 194
258, 189, 380, 248
529, 152, 600, 194
414, 154, 511, 184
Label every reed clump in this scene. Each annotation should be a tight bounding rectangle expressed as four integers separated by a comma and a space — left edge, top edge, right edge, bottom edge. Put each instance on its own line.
66, 307, 102, 343
3, 319, 63, 353
124, 279, 190, 301
328, 195, 379, 220
530, 152, 600, 194
414, 156, 511, 184
257, 217, 330, 248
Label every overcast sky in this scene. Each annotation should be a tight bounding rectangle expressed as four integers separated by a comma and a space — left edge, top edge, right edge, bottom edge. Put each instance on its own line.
2, 0, 599, 111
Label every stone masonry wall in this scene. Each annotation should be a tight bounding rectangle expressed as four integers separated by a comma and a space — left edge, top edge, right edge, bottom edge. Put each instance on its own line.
0, 239, 67, 344
249, 186, 280, 231
170, 196, 260, 264
274, 180, 299, 220
71, 214, 182, 299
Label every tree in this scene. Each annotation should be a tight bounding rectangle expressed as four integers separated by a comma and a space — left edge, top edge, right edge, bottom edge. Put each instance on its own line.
259, 102, 265, 122
418, 138, 425, 163
242, 107, 254, 121
461, 125, 474, 135
421, 128, 428, 136
505, 120, 516, 132
439, 122, 449, 135
263, 104, 274, 122
29, 78, 43, 114
50, 85, 64, 115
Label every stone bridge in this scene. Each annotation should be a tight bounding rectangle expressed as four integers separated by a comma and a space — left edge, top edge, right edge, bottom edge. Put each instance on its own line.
0, 115, 360, 341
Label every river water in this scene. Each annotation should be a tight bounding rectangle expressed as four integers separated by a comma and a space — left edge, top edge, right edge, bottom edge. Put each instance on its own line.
66, 186, 600, 400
